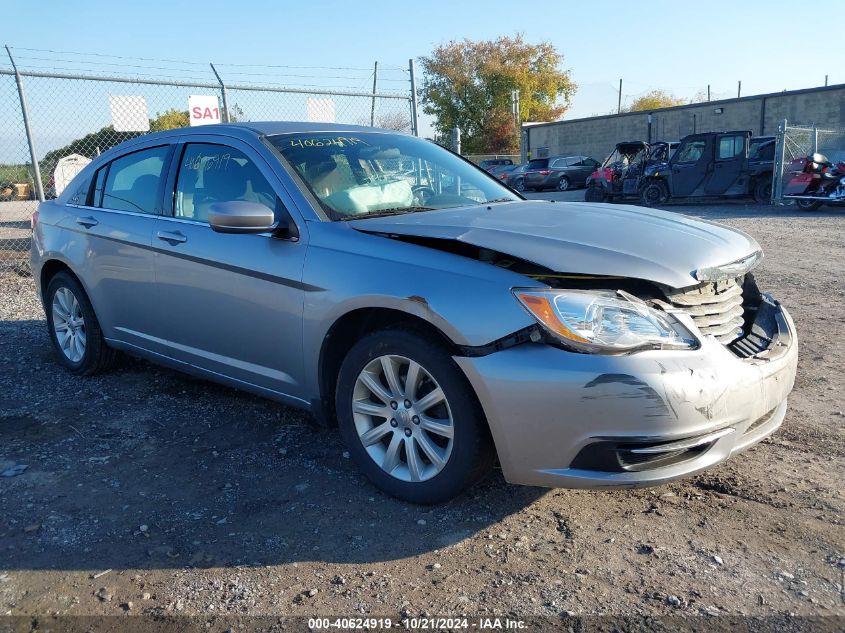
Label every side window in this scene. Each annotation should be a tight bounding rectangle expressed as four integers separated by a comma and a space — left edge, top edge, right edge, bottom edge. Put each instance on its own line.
675, 140, 706, 163
718, 135, 744, 160
174, 143, 276, 223
101, 146, 170, 214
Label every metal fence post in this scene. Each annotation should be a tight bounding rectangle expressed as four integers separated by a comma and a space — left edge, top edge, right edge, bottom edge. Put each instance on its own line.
408, 58, 419, 137
451, 127, 461, 154
210, 63, 230, 123
5, 45, 45, 202
773, 119, 788, 203
370, 61, 378, 127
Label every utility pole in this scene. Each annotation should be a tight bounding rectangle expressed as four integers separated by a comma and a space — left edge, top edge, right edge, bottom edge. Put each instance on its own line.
370, 61, 378, 126
737, 80, 742, 98
825, 74, 829, 87
707, 85, 711, 102
511, 88, 520, 141
617, 78, 622, 114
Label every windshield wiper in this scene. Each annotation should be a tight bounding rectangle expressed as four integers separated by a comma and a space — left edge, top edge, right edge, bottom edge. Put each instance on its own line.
338, 206, 434, 220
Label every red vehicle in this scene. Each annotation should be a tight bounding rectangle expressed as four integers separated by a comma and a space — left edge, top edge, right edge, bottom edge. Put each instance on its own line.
783, 152, 845, 210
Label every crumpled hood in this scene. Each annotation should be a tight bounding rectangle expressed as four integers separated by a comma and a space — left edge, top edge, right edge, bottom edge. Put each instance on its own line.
349, 201, 761, 289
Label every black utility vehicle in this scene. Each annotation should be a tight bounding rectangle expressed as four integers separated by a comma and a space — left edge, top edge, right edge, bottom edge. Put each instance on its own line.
638, 131, 773, 206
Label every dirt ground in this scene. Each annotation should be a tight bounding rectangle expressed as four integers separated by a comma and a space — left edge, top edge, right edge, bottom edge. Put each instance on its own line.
0, 198, 843, 629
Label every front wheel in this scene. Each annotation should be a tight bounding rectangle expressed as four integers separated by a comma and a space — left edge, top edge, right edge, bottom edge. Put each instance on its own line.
45, 271, 118, 375
796, 199, 823, 211
557, 176, 570, 191
336, 328, 494, 504
639, 180, 669, 207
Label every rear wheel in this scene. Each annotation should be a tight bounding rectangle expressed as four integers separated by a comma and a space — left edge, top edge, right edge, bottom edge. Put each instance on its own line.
336, 328, 494, 504
584, 186, 607, 202
753, 177, 772, 204
639, 180, 669, 207
557, 176, 570, 191
45, 271, 118, 375
796, 199, 822, 211
513, 177, 525, 192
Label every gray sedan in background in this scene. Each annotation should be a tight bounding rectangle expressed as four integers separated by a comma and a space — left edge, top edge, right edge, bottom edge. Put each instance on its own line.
32, 122, 797, 503
523, 155, 600, 191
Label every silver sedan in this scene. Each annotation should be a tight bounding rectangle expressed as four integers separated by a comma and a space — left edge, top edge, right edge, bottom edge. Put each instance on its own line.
31, 122, 797, 503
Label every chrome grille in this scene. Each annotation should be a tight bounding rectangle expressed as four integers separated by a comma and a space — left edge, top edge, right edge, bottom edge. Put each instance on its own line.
665, 277, 746, 344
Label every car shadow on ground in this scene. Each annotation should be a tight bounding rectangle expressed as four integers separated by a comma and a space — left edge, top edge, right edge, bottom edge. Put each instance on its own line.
0, 318, 546, 572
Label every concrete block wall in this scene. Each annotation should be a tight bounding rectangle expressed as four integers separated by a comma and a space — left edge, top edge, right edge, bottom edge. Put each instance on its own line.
524, 84, 845, 162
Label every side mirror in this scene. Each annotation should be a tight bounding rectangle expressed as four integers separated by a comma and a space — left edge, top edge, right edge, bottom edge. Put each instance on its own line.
208, 201, 276, 234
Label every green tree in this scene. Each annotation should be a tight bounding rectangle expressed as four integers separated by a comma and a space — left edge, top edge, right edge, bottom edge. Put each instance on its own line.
149, 109, 189, 131
419, 35, 575, 153
625, 90, 687, 112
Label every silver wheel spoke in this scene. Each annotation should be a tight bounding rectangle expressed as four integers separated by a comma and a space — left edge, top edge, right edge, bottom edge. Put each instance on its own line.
73, 334, 85, 359
352, 400, 390, 418
380, 356, 403, 398
416, 432, 447, 469
360, 371, 393, 404
419, 415, 454, 439
359, 422, 392, 447
415, 387, 445, 414
404, 360, 421, 400
382, 433, 403, 473
405, 437, 423, 482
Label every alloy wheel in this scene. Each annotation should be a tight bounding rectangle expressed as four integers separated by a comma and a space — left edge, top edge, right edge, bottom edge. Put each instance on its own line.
351, 354, 454, 482
557, 176, 570, 191
52, 287, 86, 363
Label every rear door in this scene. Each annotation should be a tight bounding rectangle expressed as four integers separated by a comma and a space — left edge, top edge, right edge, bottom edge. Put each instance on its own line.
150, 136, 309, 401
67, 143, 172, 347
705, 133, 748, 194
669, 137, 710, 196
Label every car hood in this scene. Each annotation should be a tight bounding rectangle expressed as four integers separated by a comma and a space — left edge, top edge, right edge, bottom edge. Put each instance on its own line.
348, 201, 761, 289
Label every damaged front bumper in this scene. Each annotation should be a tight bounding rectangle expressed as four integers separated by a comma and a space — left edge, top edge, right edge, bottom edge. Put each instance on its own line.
454, 297, 797, 488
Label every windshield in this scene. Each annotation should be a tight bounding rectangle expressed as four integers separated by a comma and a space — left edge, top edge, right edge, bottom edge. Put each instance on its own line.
268, 132, 520, 220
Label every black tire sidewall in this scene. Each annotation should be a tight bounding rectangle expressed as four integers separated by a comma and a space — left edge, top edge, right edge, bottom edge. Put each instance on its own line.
754, 178, 772, 204
796, 199, 821, 211
45, 272, 105, 375
335, 329, 493, 504
640, 181, 666, 206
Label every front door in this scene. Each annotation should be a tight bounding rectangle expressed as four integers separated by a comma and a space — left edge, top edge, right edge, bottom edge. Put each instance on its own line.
669, 137, 710, 197
704, 133, 748, 195
150, 139, 309, 402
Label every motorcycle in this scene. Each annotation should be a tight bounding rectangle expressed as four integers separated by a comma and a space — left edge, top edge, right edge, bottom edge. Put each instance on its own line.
782, 152, 845, 210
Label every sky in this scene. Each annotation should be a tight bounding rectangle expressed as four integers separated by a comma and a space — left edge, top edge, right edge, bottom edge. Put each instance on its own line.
0, 0, 829, 156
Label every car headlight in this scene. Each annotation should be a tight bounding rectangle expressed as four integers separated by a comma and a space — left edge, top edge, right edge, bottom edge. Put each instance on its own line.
514, 289, 698, 354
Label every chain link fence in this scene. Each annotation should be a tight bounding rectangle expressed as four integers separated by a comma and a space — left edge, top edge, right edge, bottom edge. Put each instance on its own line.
0, 65, 415, 273
772, 122, 845, 202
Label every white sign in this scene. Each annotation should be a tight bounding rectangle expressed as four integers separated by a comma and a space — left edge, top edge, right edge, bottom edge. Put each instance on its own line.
306, 97, 336, 123
54, 154, 92, 196
109, 95, 150, 132
189, 95, 221, 126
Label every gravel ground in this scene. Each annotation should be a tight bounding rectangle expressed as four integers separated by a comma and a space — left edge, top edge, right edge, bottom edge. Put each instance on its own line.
0, 198, 843, 629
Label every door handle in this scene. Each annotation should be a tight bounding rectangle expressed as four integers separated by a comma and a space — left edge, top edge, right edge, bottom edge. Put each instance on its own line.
75, 216, 98, 228
157, 230, 187, 245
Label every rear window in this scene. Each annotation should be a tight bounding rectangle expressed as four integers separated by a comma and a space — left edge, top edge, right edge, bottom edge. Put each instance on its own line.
528, 159, 549, 169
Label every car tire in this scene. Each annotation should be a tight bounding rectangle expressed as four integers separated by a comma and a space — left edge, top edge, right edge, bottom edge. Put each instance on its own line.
753, 178, 772, 204
45, 271, 118, 376
513, 177, 525, 192
795, 199, 822, 211
557, 176, 570, 191
335, 328, 495, 504
639, 180, 669, 207
584, 186, 606, 202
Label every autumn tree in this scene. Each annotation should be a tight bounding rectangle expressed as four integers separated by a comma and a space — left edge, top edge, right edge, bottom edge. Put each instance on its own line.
419, 35, 575, 154
625, 90, 687, 112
